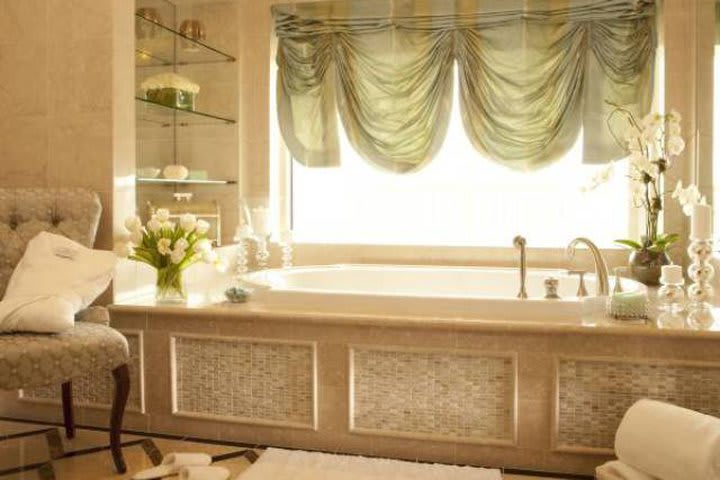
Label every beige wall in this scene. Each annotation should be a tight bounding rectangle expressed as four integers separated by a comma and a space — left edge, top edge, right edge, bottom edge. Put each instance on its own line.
0, 0, 715, 266
0, 0, 135, 251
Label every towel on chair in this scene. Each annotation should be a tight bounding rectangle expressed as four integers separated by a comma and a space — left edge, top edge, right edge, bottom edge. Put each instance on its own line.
596, 460, 658, 480
614, 399, 720, 480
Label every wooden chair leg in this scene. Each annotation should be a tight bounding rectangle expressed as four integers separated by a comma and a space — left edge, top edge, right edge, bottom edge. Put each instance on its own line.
110, 364, 130, 474
61, 381, 75, 439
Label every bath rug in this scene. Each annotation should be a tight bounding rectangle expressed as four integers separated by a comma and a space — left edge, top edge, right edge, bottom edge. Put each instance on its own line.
235, 448, 502, 480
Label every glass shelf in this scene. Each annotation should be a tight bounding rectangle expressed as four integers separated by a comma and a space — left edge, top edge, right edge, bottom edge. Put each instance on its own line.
136, 14, 236, 66
137, 177, 237, 186
136, 97, 236, 127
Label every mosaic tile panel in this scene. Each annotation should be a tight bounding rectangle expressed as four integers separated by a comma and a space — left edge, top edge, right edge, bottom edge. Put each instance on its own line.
172, 336, 316, 428
21, 331, 144, 412
351, 347, 515, 444
556, 358, 720, 451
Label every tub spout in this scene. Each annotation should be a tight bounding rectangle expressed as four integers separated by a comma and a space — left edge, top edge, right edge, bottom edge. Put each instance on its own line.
566, 237, 610, 296
513, 235, 528, 299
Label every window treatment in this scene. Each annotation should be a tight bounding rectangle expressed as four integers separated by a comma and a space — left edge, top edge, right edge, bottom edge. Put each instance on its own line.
273, 0, 656, 173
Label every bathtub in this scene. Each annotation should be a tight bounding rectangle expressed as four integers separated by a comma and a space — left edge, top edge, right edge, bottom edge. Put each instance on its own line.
241, 265, 645, 323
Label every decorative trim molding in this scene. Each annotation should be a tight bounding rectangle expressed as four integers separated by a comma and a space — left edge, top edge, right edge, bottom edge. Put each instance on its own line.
553, 355, 720, 454
19, 329, 146, 414
348, 345, 517, 446
169, 333, 317, 430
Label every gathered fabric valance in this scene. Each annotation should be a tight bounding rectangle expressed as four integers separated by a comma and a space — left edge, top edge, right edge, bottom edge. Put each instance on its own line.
273, 0, 656, 172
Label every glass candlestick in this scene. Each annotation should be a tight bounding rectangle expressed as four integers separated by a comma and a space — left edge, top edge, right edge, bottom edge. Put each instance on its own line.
687, 239, 714, 305
279, 230, 293, 268
233, 224, 252, 280
686, 238, 715, 328
255, 235, 270, 270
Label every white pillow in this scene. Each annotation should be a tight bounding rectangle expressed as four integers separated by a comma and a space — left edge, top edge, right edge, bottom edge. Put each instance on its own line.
0, 232, 117, 333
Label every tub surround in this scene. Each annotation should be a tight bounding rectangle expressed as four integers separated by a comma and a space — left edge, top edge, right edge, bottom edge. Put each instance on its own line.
1, 289, 719, 477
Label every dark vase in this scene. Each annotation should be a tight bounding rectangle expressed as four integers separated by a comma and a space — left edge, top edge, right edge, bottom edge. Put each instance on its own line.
628, 248, 672, 286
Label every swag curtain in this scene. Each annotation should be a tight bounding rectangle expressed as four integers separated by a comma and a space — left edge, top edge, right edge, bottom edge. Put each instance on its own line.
273, 0, 656, 173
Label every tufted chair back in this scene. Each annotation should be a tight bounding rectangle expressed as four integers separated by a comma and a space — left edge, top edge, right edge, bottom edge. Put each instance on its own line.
0, 188, 102, 298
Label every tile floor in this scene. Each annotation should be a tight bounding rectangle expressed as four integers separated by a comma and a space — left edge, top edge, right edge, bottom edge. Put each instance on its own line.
0, 420, 578, 479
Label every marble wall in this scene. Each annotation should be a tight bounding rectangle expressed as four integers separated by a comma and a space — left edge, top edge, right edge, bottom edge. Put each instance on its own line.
0, 0, 135, 251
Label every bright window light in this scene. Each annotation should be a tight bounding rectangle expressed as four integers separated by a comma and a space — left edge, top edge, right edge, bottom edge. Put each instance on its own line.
289, 75, 631, 248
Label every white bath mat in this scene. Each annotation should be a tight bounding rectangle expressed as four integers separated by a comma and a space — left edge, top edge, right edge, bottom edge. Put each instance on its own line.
236, 448, 502, 480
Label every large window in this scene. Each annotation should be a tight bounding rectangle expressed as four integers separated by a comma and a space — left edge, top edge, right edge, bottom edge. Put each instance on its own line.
289, 79, 633, 248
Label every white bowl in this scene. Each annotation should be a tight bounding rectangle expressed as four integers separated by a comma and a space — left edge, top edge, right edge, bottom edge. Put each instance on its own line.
137, 167, 161, 178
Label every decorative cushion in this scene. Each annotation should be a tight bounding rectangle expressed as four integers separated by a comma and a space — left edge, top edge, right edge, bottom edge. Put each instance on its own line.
0, 188, 101, 299
0, 320, 129, 390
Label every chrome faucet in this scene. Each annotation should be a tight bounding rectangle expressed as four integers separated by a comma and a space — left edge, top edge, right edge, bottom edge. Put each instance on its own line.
513, 235, 528, 299
566, 237, 610, 296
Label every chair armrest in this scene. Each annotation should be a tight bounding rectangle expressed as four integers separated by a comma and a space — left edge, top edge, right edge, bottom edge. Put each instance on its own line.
75, 306, 110, 326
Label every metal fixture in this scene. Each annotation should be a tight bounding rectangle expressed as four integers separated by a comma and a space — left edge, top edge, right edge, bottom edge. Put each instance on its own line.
544, 277, 560, 299
567, 270, 588, 297
566, 238, 610, 296
513, 235, 528, 299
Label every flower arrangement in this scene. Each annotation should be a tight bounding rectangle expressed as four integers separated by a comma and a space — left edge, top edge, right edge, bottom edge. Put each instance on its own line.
587, 103, 706, 284
115, 209, 220, 302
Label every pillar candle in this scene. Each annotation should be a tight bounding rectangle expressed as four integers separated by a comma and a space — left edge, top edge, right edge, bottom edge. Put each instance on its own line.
660, 265, 683, 285
691, 204, 712, 240
250, 207, 271, 236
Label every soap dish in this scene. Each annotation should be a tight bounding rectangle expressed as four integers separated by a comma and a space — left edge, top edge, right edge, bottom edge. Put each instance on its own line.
606, 294, 648, 321
224, 287, 249, 304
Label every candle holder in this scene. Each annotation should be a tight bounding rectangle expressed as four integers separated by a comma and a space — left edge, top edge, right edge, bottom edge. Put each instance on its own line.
278, 230, 293, 268
686, 238, 715, 328
255, 235, 270, 270
233, 225, 253, 281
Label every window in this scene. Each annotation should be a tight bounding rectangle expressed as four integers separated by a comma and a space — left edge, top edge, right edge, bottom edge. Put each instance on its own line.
288, 73, 634, 248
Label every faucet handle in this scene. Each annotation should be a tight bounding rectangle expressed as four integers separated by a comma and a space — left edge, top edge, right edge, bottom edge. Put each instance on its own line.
567, 270, 588, 297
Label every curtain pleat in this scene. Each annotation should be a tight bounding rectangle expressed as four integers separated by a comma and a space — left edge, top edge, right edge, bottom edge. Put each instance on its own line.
273, 0, 656, 172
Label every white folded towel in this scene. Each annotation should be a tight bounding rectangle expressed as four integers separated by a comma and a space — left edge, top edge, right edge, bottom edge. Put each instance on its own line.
132, 453, 213, 480
615, 399, 720, 480
596, 460, 658, 480
179, 466, 230, 480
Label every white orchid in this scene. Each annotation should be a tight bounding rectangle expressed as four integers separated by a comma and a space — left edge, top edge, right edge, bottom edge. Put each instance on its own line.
668, 109, 682, 123
179, 213, 197, 233
581, 162, 615, 192
124, 216, 142, 232
155, 208, 171, 222
157, 238, 172, 255
667, 136, 685, 156
196, 219, 210, 235
672, 181, 707, 216
601, 104, 692, 255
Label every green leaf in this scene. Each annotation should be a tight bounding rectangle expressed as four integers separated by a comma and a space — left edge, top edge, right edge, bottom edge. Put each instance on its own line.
614, 239, 643, 250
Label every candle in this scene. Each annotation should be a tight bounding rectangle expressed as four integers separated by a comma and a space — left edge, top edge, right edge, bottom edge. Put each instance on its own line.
691, 204, 712, 240
660, 265, 683, 285
250, 207, 271, 236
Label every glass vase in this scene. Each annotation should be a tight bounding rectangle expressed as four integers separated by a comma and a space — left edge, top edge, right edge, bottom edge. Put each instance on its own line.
155, 266, 186, 304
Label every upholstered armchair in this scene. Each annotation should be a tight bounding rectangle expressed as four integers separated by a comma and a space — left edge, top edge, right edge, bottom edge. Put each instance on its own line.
0, 188, 130, 473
